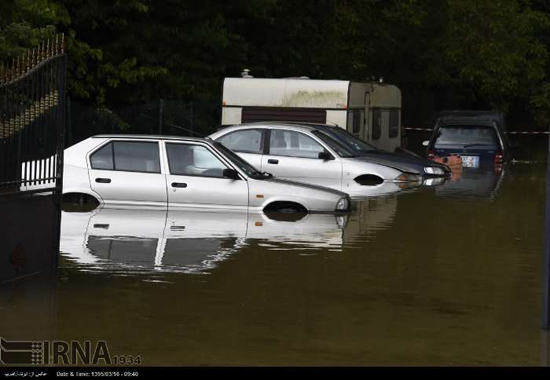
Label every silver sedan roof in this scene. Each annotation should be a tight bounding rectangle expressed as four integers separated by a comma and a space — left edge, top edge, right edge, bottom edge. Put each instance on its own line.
218, 122, 337, 133
92, 134, 211, 143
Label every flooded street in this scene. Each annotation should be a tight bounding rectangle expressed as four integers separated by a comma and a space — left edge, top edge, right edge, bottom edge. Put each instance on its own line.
1, 162, 546, 366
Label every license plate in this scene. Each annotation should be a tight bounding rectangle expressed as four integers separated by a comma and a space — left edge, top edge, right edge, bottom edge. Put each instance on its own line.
461, 155, 479, 168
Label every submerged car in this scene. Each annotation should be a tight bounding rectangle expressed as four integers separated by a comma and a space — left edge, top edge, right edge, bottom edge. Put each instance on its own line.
209, 122, 450, 196
423, 110, 509, 170
62, 135, 351, 213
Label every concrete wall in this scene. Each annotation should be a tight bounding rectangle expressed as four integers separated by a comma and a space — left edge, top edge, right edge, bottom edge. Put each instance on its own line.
0, 193, 60, 283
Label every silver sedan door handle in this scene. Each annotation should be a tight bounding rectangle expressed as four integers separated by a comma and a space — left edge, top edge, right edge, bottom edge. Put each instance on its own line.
171, 182, 187, 188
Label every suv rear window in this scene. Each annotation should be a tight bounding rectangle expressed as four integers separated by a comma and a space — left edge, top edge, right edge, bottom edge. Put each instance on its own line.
433, 126, 499, 149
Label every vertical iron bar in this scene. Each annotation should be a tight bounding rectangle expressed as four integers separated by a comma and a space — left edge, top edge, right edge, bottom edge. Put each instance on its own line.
4, 66, 10, 189
0, 69, 4, 188
46, 59, 52, 184
543, 124, 550, 329
50, 58, 55, 184
29, 54, 37, 186
190, 102, 194, 135
15, 64, 21, 188
159, 98, 164, 135
66, 96, 72, 147
23, 62, 29, 187
53, 52, 67, 269
0, 66, 4, 188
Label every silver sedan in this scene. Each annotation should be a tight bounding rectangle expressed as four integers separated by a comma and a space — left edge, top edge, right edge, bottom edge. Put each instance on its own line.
62, 135, 350, 213
210, 123, 450, 196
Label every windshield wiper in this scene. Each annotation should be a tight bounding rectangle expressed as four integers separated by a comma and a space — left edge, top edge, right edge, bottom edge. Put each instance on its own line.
463, 143, 492, 148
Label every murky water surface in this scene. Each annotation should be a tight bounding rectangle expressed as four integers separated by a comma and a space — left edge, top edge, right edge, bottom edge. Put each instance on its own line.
1, 163, 547, 365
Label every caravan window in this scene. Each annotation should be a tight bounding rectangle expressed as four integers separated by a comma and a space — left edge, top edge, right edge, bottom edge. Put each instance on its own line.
218, 129, 264, 154
389, 109, 399, 138
372, 108, 382, 140
353, 110, 362, 134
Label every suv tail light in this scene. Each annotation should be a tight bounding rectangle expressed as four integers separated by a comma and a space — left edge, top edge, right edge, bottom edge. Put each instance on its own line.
494, 151, 503, 164
427, 151, 435, 159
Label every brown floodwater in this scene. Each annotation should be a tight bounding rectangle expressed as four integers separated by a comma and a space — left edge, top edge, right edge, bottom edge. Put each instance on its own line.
0, 162, 547, 366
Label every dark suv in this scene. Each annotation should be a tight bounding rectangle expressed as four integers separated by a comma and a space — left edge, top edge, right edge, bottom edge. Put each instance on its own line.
423, 111, 509, 169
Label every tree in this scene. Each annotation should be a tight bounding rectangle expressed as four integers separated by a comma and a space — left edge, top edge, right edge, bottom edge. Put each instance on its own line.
441, 0, 549, 113
0, 0, 69, 61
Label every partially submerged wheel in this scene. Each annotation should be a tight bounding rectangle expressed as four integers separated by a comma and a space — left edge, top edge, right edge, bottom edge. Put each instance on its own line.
62, 193, 100, 212
278, 207, 299, 214
264, 201, 307, 214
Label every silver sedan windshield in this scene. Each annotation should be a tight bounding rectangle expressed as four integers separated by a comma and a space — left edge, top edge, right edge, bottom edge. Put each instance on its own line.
214, 141, 270, 179
320, 127, 378, 154
310, 130, 356, 158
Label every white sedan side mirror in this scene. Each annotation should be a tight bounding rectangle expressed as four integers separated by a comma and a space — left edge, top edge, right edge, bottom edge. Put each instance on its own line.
422, 140, 430, 147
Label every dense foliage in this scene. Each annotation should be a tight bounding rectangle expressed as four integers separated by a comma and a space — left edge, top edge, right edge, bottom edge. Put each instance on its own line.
2, 0, 550, 127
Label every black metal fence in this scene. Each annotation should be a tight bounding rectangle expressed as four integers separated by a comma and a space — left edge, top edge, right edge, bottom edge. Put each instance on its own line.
0, 35, 66, 195
66, 99, 220, 148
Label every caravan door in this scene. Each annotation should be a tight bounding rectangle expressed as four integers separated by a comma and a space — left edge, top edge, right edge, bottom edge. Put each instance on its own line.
362, 91, 370, 142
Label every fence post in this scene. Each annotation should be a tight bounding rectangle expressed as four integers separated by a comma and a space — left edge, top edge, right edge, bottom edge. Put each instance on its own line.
543, 125, 550, 329
159, 99, 164, 135
66, 96, 72, 147
189, 102, 194, 134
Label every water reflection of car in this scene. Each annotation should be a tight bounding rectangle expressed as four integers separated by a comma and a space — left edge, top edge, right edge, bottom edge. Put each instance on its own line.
62, 135, 351, 214
60, 208, 348, 273
344, 195, 397, 244
209, 123, 450, 197
434, 165, 505, 199
423, 111, 509, 170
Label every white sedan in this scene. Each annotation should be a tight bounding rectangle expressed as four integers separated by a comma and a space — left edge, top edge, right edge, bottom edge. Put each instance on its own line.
62, 135, 351, 213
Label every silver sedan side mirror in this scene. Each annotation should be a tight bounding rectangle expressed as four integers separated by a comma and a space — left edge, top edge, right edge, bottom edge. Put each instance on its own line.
422, 140, 430, 147
318, 151, 334, 161
222, 168, 241, 180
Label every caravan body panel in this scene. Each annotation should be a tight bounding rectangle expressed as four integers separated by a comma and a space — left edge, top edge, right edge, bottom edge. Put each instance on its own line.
222, 77, 402, 152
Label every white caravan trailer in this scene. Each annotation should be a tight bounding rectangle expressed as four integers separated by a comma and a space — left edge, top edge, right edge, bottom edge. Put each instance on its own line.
221, 77, 402, 152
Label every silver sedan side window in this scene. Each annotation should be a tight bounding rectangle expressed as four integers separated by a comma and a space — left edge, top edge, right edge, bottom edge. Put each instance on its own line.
166, 143, 228, 178
218, 129, 264, 154
269, 130, 324, 158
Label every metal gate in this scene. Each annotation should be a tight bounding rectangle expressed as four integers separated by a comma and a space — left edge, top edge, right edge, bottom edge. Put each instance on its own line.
0, 35, 66, 196
0, 35, 67, 283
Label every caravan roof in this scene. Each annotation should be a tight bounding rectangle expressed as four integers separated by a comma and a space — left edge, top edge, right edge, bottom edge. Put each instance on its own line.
223, 77, 351, 109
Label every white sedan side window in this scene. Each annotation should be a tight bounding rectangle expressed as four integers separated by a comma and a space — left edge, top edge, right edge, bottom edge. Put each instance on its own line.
90, 141, 161, 173
166, 143, 228, 178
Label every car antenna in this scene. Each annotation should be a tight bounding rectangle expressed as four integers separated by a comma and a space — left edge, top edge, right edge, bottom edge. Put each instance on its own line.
163, 121, 207, 138
139, 112, 207, 138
